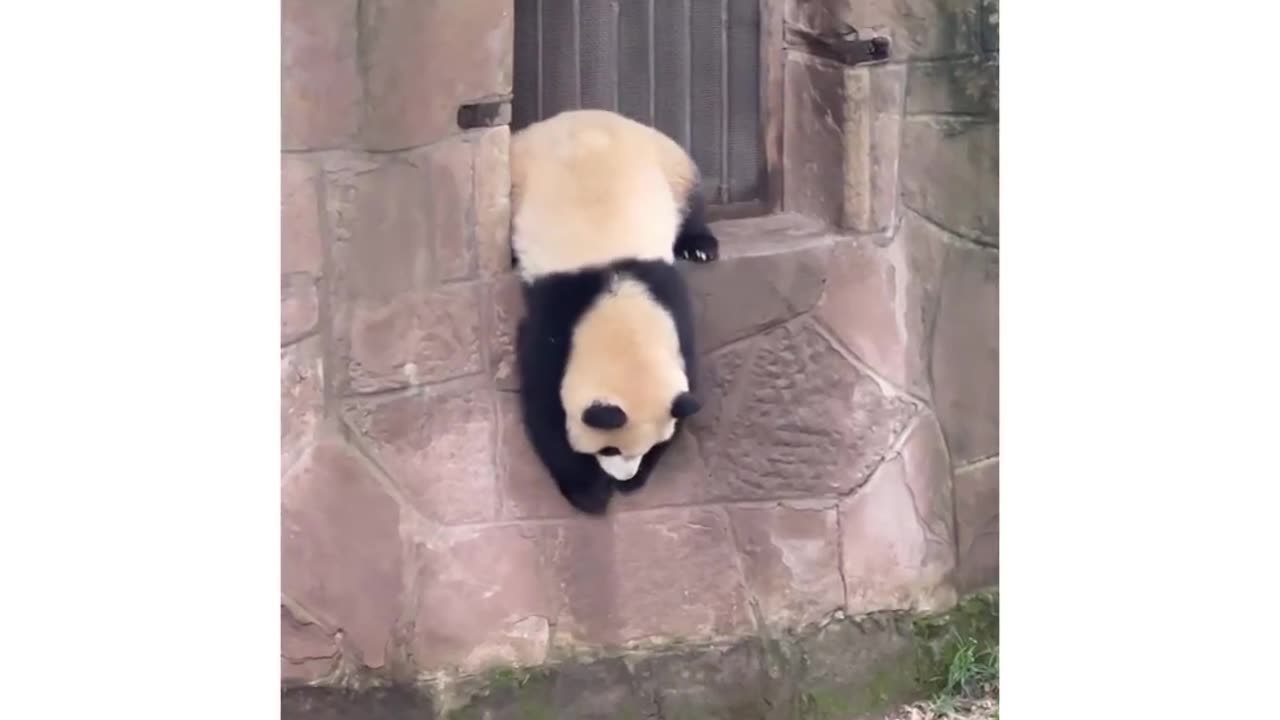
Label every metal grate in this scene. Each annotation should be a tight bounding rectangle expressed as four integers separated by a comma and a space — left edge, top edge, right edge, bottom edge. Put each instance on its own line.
512, 0, 764, 206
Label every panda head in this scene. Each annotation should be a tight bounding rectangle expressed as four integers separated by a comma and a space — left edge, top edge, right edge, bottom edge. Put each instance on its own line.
569, 393, 701, 481
560, 277, 701, 482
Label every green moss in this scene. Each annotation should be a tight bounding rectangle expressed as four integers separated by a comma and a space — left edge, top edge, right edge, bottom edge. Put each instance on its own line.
796, 649, 920, 720
439, 592, 998, 720
913, 591, 1000, 700
446, 665, 558, 720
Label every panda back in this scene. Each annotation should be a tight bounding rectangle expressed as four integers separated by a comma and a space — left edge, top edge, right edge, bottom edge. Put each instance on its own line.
510, 110, 699, 281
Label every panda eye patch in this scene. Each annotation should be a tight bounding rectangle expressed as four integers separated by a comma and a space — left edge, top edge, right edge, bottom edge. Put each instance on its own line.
598, 446, 621, 456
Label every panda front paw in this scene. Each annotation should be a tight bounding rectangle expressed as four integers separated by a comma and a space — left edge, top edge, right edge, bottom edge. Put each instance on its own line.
675, 232, 720, 263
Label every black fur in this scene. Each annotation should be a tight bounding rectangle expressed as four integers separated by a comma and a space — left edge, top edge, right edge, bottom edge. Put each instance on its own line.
582, 402, 627, 430
674, 186, 720, 263
671, 391, 701, 419
515, 258, 702, 514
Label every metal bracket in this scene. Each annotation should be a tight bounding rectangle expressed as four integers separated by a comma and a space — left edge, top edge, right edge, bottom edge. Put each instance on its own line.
457, 98, 512, 130
783, 23, 890, 67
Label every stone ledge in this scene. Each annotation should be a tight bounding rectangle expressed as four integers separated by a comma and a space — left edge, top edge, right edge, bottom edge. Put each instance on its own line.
280, 591, 999, 720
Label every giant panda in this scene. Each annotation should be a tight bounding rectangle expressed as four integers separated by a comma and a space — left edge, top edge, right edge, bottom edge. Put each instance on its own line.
510, 109, 720, 514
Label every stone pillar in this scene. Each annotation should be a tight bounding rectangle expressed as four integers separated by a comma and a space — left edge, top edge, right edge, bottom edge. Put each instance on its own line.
783, 0, 999, 593
280, 0, 517, 684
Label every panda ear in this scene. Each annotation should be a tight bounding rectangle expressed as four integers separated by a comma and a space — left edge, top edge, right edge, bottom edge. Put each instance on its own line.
670, 392, 701, 419
582, 402, 628, 430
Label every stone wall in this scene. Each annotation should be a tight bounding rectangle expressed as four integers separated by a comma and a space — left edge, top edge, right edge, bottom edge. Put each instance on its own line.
281, 0, 998, 698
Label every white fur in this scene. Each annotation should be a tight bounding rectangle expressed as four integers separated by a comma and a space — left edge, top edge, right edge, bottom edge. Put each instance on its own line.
510, 109, 699, 282
598, 454, 643, 481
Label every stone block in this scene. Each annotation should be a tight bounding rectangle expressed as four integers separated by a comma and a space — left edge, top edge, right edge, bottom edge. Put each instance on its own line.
980, 0, 999, 52
690, 319, 916, 501
840, 413, 956, 614
549, 508, 753, 648
932, 241, 998, 466
684, 239, 830, 353
281, 337, 324, 474
783, 52, 846, 226
322, 139, 473, 300
416, 140, 475, 283
843, 64, 905, 234
281, 442, 404, 668
795, 615, 917, 713
785, 0, 849, 32
282, 0, 361, 149
344, 283, 483, 394
907, 57, 999, 116
282, 155, 324, 276
474, 126, 513, 276
487, 274, 523, 391
900, 117, 999, 243
343, 380, 496, 525
360, 0, 513, 150
281, 604, 339, 684
726, 502, 845, 627
954, 459, 998, 592
281, 273, 319, 345
632, 641, 777, 720
845, 0, 980, 60
813, 216, 947, 399
410, 524, 555, 672
282, 687, 435, 720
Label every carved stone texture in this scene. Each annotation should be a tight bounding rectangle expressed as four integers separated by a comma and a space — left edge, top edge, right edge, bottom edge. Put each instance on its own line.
282, 273, 319, 345
281, 441, 404, 668
814, 216, 947, 400
840, 413, 956, 614
281, 604, 339, 684
282, 0, 361, 149
932, 241, 998, 466
685, 342, 751, 493
281, 337, 324, 475
684, 239, 830, 353
843, 64, 905, 234
900, 117, 999, 244
343, 379, 497, 525
282, 155, 324, 276
548, 508, 753, 648
845, 0, 980, 60
907, 57, 999, 116
410, 524, 556, 673
360, 0, 514, 150
474, 126, 513, 276
727, 502, 845, 627
954, 458, 998, 592
783, 52, 846, 227
345, 283, 484, 395
694, 319, 916, 501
